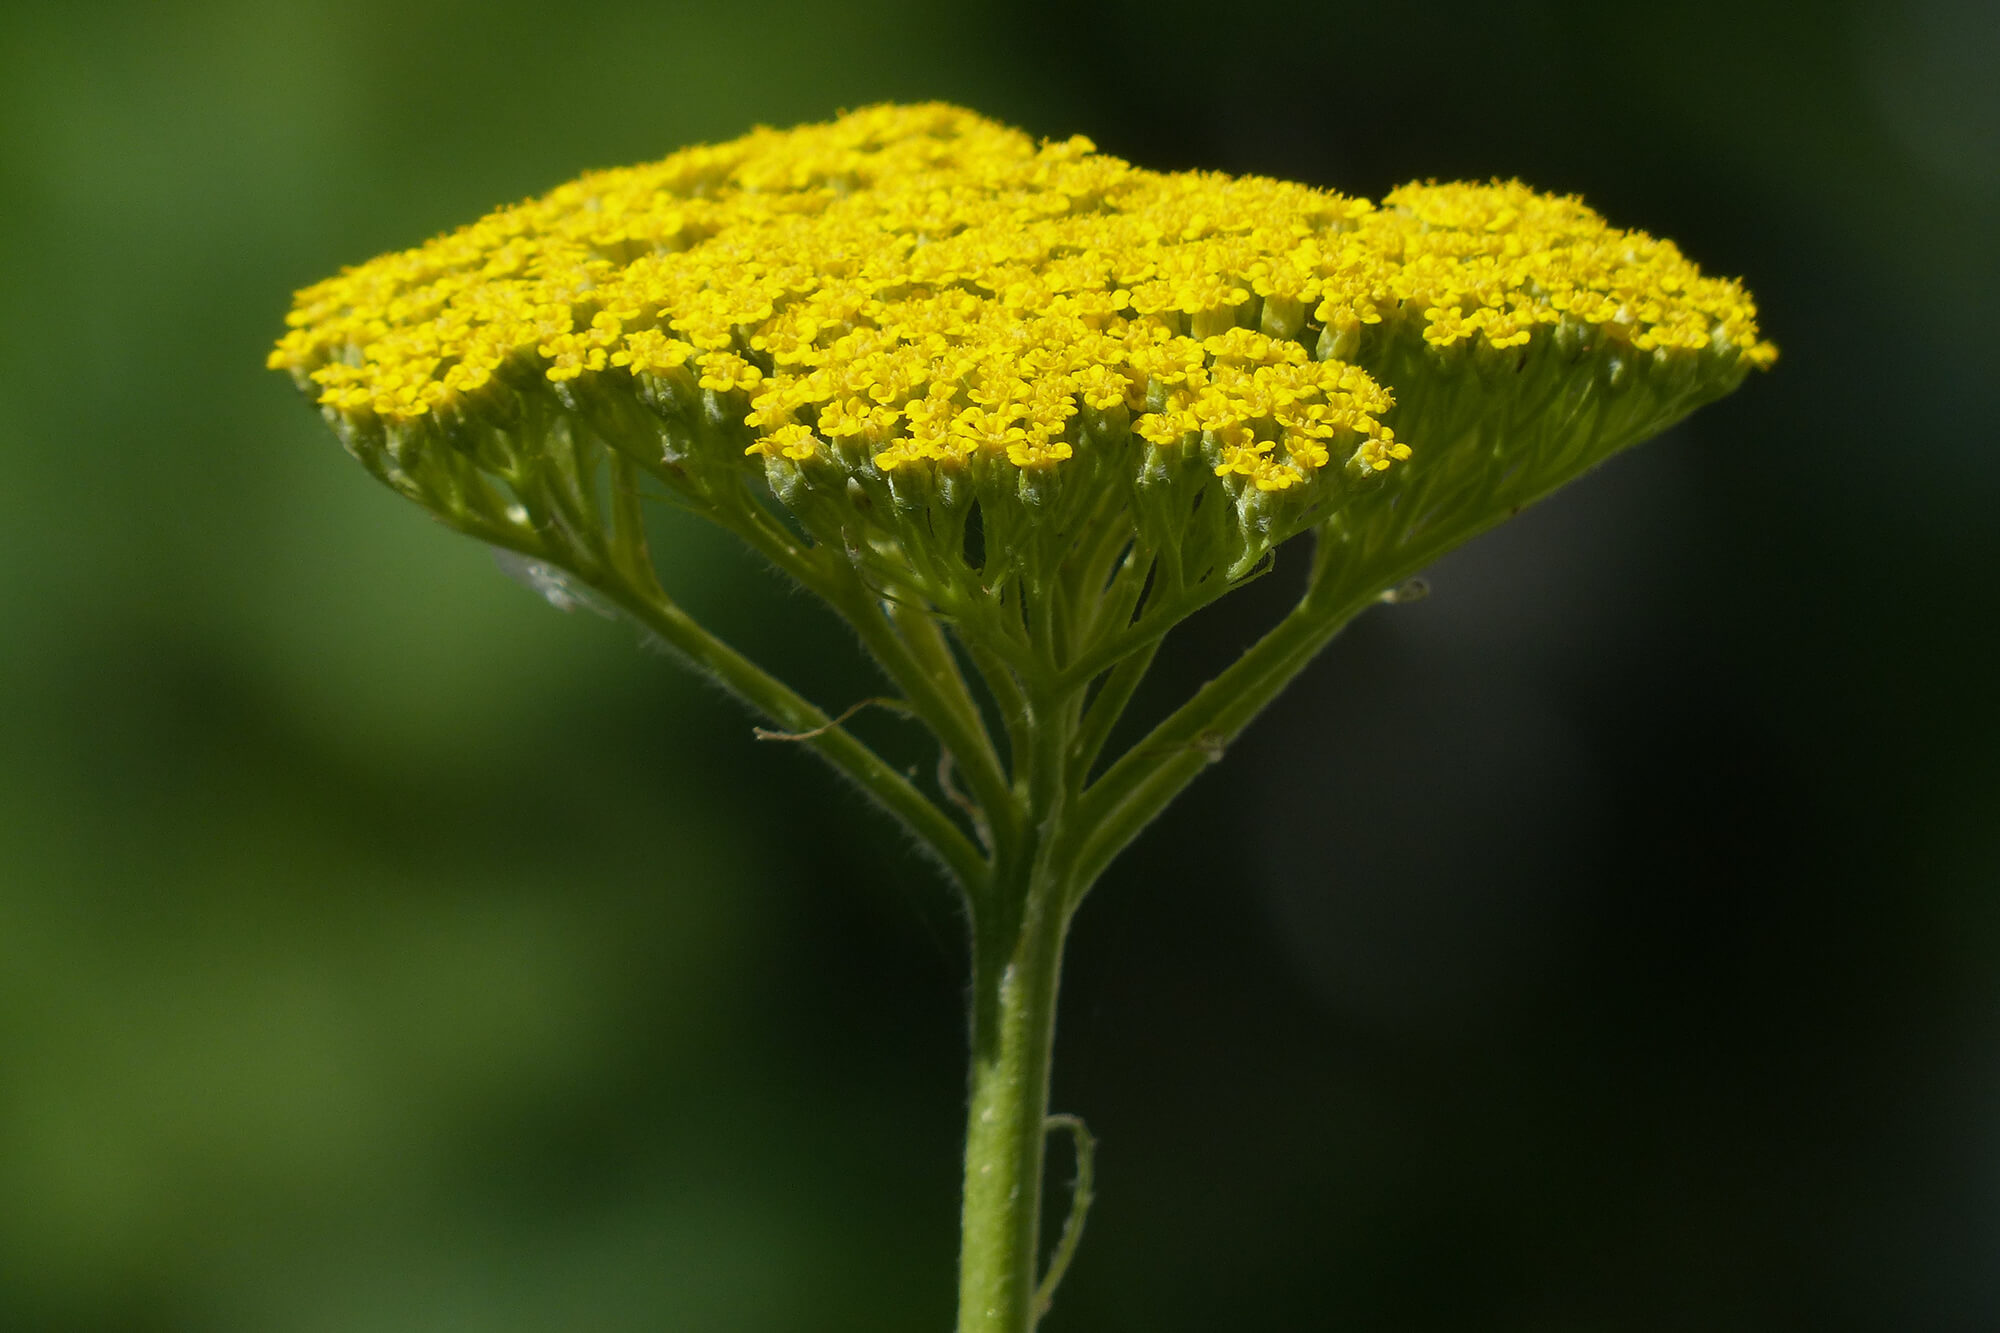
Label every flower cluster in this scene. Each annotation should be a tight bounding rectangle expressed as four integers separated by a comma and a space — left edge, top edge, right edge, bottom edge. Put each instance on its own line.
272, 103, 1776, 649
270, 103, 1771, 506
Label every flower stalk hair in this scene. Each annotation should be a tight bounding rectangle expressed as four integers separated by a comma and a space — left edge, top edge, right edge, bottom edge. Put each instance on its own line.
272, 103, 1773, 1331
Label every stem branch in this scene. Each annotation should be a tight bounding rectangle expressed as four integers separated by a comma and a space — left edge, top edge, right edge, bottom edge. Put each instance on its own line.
590, 571, 990, 894
1035, 1114, 1097, 1318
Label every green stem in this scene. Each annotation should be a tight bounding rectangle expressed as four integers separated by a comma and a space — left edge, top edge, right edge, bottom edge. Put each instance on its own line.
1069, 633, 1161, 786
1047, 578, 1220, 697
1070, 524, 1481, 899
1035, 1114, 1096, 1318
957, 851, 1075, 1333
1066, 543, 1181, 785
585, 569, 991, 895
866, 594, 1018, 849
957, 685, 1087, 1333
965, 637, 1031, 776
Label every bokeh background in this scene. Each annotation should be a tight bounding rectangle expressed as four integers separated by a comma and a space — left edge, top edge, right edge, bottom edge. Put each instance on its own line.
3, 0, 1996, 1328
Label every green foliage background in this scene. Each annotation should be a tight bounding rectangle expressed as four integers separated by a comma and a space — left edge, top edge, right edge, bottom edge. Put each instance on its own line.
2, 1, 1995, 1328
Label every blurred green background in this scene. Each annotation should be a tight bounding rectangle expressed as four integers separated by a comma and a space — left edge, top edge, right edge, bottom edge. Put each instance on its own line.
2, 0, 1995, 1328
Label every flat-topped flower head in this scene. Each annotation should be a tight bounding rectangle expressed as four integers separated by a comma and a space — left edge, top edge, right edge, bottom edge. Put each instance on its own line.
270, 112, 1779, 1329
273, 104, 1772, 664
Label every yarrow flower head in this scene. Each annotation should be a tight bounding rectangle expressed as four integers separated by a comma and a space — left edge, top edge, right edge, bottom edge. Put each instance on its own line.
270, 105, 1776, 1333
271, 103, 1773, 640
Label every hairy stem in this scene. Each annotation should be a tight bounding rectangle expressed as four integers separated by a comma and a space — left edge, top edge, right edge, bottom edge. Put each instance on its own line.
957, 862, 1072, 1333
585, 568, 991, 895
957, 682, 1088, 1333
1070, 523, 1481, 900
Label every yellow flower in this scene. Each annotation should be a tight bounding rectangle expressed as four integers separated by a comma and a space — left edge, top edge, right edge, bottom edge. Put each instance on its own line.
273, 103, 1774, 597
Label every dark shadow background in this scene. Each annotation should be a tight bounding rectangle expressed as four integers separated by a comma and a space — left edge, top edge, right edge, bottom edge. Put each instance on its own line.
2, 1, 1995, 1328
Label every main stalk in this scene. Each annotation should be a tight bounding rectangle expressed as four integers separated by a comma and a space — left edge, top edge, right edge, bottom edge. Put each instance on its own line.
956, 864, 1072, 1333
944, 534, 1384, 1331
955, 674, 1087, 1333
